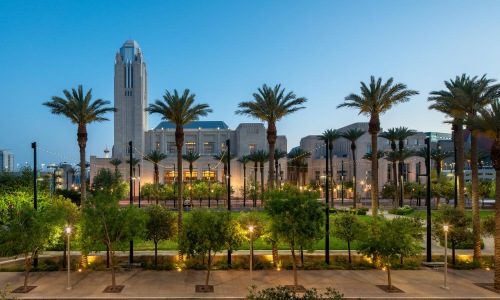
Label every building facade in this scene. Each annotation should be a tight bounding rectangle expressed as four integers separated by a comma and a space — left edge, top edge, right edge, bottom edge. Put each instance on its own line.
0, 150, 14, 172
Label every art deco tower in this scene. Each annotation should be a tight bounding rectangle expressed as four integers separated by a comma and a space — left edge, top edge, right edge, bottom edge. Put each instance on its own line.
113, 40, 148, 158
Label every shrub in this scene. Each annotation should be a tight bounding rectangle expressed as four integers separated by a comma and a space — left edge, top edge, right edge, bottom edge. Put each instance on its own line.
245, 285, 345, 300
388, 205, 414, 215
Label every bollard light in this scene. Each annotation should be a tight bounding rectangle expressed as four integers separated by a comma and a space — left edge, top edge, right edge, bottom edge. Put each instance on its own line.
66, 226, 72, 290
441, 225, 450, 290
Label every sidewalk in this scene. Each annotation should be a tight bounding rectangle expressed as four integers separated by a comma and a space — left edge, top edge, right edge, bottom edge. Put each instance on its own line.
0, 268, 499, 299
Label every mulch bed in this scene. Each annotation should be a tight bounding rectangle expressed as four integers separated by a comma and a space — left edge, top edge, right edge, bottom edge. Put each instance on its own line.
103, 285, 124, 293
376, 284, 405, 293
12, 286, 36, 293
195, 285, 214, 293
285, 285, 307, 292
474, 283, 500, 294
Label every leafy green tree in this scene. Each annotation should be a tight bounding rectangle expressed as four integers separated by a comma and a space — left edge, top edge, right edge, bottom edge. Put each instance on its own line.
0, 197, 72, 291
178, 208, 244, 290
43, 85, 116, 205
265, 192, 325, 289
91, 168, 127, 198
236, 84, 307, 189
338, 77, 418, 216
145, 205, 176, 266
192, 181, 208, 206
146, 89, 212, 251
358, 216, 422, 291
80, 192, 146, 290
330, 213, 366, 263
432, 204, 472, 265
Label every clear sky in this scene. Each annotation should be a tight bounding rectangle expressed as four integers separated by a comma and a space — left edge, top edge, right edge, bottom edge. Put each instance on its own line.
2, 0, 500, 169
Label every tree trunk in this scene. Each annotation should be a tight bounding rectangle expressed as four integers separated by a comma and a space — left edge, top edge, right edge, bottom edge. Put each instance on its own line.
205, 251, 212, 289
24, 253, 31, 291
291, 245, 298, 290
267, 123, 277, 189
351, 144, 356, 207
272, 242, 279, 266
260, 163, 265, 203
77, 124, 87, 207
154, 241, 158, 266
371, 132, 379, 216
110, 249, 116, 289
347, 241, 351, 263
471, 132, 481, 263
387, 264, 392, 291
493, 168, 500, 289
176, 126, 184, 262
456, 125, 466, 210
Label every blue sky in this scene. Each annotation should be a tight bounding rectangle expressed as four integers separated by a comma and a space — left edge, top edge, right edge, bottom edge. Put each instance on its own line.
2, 0, 500, 168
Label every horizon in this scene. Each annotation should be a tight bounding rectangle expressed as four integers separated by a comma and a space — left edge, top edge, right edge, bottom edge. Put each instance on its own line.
2, 1, 500, 168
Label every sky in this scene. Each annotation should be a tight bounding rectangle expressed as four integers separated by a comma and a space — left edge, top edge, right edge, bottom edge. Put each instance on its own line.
2, 0, 500, 169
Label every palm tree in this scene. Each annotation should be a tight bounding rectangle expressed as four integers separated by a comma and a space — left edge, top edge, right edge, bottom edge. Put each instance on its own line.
379, 128, 399, 205
252, 150, 269, 201
468, 99, 500, 289
146, 89, 212, 247
363, 150, 385, 161
237, 156, 250, 207
338, 76, 418, 216
145, 150, 167, 204
319, 129, 342, 205
126, 158, 140, 202
287, 147, 311, 187
431, 147, 453, 178
236, 84, 307, 189
341, 128, 366, 205
274, 149, 288, 190
213, 151, 236, 181
109, 158, 122, 176
464, 148, 490, 170
182, 151, 201, 201
395, 127, 417, 206
43, 85, 116, 205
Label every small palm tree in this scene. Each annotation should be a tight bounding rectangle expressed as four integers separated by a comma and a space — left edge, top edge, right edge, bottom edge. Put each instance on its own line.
146, 89, 212, 250
379, 128, 399, 203
395, 127, 417, 206
182, 151, 201, 200
213, 151, 236, 181
338, 77, 418, 216
363, 150, 385, 161
145, 150, 167, 204
431, 147, 453, 178
273, 149, 288, 190
252, 150, 269, 200
43, 85, 116, 205
319, 129, 342, 204
246, 152, 260, 207
237, 156, 250, 207
236, 84, 307, 189
287, 147, 311, 187
341, 128, 365, 205
468, 99, 500, 289
109, 158, 122, 176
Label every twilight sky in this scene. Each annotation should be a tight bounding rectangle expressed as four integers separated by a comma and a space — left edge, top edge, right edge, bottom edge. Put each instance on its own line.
1, 0, 500, 169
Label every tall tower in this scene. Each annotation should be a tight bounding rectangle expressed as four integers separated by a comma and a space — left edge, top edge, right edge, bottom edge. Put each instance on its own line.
113, 40, 148, 158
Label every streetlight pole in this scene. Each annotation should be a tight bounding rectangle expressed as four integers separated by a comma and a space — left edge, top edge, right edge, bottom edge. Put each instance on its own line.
425, 137, 432, 262
341, 160, 344, 207
441, 225, 449, 290
138, 164, 141, 208
129, 141, 133, 264
32, 142, 38, 268
226, 139, 231, 266
66, 226, 71, 290
249, 226, 254, 288
324, 139, 330, 265
208, 164, 211, 208
173, 164, 176, 208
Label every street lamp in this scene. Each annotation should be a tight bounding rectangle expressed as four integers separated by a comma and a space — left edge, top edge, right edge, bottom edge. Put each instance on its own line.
208, 164, 211, 208
441, 225, 449, 290
249, 226, 254, 288
66, 226, 72, 290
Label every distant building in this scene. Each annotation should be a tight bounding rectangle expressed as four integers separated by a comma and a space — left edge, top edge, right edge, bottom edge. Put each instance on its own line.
0, 150, 14, 172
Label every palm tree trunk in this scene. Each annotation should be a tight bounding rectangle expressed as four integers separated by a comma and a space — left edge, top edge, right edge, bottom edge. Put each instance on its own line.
471, 132, 481, 263
260, 163, 264, 203
350, 145, 356, 206
268, 123, 277, 189
176, 144, 183, 262
392, 160, 397, 206
371, 133, 379, 216
78, 124, 87, 207
456, 125, 466, 210
493, 147, 500, 288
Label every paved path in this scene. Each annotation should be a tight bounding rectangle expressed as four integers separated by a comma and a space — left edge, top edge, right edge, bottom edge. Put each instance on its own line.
0, 268, 499, 299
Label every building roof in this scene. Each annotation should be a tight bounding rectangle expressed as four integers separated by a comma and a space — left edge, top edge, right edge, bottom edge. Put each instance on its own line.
123, 40, 140, 48
155, 121, 229, 130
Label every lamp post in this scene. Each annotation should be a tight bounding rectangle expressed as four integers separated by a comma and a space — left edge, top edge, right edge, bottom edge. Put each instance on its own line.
249, 226, 254, 288
129, 141, 133, 264
173, 164, 176, 208
138, 164, 141, 208
208, 164, 211, 208
441, 225, 450, 290
341, 160, 344, 206
66, 226, 72, 290
324, 138, 330, 265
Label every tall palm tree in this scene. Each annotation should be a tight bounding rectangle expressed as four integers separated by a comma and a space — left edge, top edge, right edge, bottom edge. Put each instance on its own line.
145, 150, 167, 204
237, 156, 250, 207
274, 149, 288, 190
236, 84, 307, 189
395, 127, 417, 206
182, 151, 201, 200
468, 99, 500, 289
319, 129, 342, 204
379, 128, 399, 205
43, 85, 116, 206
464, 148, 490, 170
146, 89, 212, 246
338, 76, 418, 216
341, 128, 366, 205
109, 158, 122, 176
